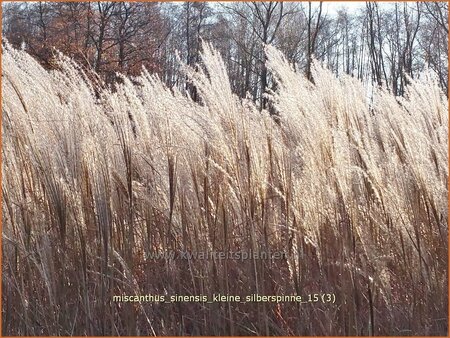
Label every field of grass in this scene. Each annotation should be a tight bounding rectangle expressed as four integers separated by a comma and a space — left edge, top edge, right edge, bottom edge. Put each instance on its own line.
2, 42, 448, 336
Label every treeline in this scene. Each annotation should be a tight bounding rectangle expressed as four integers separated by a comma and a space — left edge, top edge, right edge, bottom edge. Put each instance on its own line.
3, 1, 448, 105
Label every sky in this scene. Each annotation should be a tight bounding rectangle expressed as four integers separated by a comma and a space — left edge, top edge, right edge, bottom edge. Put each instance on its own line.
2, 1, 368, 14
2, 1, 369, 19
324, 1, 366, 15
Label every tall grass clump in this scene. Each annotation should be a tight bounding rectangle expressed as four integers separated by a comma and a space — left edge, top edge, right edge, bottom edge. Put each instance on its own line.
2, 42, 448, 336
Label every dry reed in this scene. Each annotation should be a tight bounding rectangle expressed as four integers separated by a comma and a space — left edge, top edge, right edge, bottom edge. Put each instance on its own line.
2, 42, 448, 335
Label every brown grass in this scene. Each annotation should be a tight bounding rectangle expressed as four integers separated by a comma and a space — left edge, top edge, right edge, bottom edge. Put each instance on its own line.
2, 42, 448, 336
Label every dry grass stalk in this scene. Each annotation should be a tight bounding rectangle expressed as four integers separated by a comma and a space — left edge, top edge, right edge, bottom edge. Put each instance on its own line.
2, 42, 448, 335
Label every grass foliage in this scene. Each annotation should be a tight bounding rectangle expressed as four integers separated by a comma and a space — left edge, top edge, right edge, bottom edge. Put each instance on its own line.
2, 43, 448, 335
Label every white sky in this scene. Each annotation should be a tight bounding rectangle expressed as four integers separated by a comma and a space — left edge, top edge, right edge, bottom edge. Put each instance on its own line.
2, 1, 369, 15
322, 2, 367, 15
2, 1, 370, 18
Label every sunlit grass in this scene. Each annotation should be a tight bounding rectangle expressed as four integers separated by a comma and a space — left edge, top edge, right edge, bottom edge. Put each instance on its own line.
2, 42, 448, 336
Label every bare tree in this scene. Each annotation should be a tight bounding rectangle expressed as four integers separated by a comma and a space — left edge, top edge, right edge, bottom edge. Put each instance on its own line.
306, 1, 323, 81
2, 1, 447, 96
